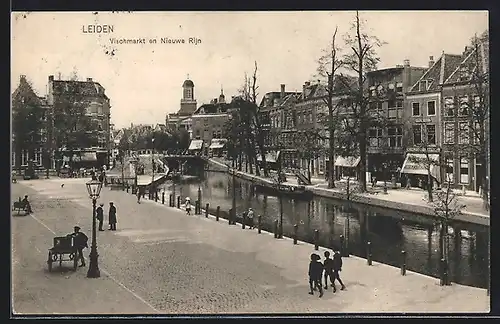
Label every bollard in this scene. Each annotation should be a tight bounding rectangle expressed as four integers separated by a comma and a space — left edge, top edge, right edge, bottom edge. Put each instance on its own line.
401, 250, 407, 276
439, 258, 446, 286
293, 224, 298, 245
155, 191, 158, 202
205, 203, 209, 218
340, 235, 345, 257
195, 200, 200, 215
169, 194, 173, 207
242, 213, 246, 229
177, 196, 181, 208
126, 186, 129, 193
367, 241, 372, 266
314, 230, 319, 250
229, 208, 233, 225
162, 192, 165, 204
216, 206, 220, 221
274, 220, 278, 238
258, 215, 262, 234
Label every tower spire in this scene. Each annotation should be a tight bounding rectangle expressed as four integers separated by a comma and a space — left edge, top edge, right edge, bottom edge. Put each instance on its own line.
187, 73, 190, 79
220, 84, 224, 95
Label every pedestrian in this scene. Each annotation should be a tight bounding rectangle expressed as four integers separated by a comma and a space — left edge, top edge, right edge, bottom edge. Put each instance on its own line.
22, 195, 33, 214
323, 250, 335, 291
185, 197, 192, 215
247, 207, 255, 229
308, 253, 324, 297
69, 226, 88, 267
96, 203, 104, 231
108, 202, 117, 231
332, 250, 346, 292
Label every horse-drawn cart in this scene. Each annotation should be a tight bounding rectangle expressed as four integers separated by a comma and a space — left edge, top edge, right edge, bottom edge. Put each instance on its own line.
47, 236, 78, 272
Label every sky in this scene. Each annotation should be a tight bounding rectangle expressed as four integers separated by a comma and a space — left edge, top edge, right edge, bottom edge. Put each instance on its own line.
11, 11, 488, 129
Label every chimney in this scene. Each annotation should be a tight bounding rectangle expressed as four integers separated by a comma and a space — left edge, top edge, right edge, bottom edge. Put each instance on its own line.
20, 75, 26, 83
404, 59, 410, 67
48, 75, 54, 82
428, 56, 435, 68
396, 64, 403, 68
87, 77, 93, 82
280, 84, 285, 99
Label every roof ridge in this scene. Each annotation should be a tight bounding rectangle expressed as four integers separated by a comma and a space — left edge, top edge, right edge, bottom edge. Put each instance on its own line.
410, 56, 442, 91
443, 50, 475, 84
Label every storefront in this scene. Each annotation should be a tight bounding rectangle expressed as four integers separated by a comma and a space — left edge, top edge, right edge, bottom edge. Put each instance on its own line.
208, 139, 227, 157
257, 151, 281, 170
188, 139, 204, 155
334, 156, 361, 180
400, 152, 440, 189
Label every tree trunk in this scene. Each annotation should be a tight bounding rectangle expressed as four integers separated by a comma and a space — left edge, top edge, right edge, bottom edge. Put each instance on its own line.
480, 124, 489, 210
427, 171, 433, 202
358, 137, 367, 192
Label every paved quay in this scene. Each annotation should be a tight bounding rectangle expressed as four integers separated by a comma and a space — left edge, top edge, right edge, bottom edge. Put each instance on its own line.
207, 159, 489, 226
12, 178, 489, 314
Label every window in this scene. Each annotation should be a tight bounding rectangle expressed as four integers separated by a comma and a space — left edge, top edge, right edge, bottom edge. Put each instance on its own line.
396, 82, 403, 92
444, 155, 454, 183
397, 108, 404, 119
412, 102, 420, 116
369, 128, 383, 147
426, 124, 436, 144
458, 122, 469, 144
34, 149, 43, 166
458, 66, 470, 82
369, 102, 377, 111
444, 97, 455, 117
413, 125, 422, 145
473, 95, 481, 109
473, 122, 481, 144
459, 96, 469, 116
21, 149, 29, 166
388, 109, 397, 119
185, 89, 192, 98
460, 157, 469, 183
427, 101, 436, 116
396, 100, 403, 108
388, 100, 396, 108
444, 122, 455, 144
377, 102, 383, 111
419, 80, 429, 91
11, 151, 15, 167
388, 126, 403, 147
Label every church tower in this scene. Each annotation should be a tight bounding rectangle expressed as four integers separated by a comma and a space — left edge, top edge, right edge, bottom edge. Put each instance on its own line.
179, 74, 197, 115
218, 85, 225, 104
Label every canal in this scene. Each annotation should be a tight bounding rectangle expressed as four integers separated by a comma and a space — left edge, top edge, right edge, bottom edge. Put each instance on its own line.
161, 171, 488, 289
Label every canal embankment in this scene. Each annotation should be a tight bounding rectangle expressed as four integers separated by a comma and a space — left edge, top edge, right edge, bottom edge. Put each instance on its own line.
206, 158, 489, 227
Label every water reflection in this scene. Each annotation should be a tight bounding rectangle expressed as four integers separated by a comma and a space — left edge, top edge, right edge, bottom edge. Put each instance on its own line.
161, 172, 488, 289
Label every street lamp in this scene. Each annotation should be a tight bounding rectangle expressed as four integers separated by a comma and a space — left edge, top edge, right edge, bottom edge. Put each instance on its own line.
85, 178, 103, 278
383, 162, 388, 194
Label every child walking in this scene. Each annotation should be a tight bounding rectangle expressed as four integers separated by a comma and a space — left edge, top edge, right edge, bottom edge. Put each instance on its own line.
308, 253, 324, 297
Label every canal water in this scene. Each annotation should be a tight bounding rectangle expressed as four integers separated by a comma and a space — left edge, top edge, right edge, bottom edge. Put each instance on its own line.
162, 171, 488, 289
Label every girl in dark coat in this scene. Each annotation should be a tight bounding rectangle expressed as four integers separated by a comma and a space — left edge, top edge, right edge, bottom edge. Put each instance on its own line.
108, 202, 117, 231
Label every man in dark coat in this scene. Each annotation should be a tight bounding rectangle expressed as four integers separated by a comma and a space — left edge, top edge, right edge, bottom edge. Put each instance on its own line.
332, 250, 346, 292
108, 202, 117, 231
323, 250, 335, 291
22, 195, 33, 214
69, 226, 88, 267
96, 203, 104, 231
308, 253, 324, 297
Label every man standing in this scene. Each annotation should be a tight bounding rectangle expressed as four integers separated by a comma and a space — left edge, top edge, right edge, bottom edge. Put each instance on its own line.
332, 250, 346, 292
96, 203, 104, 231
247, 207, 255, 229
69, 226, 88, 267
108, 202, 117, 231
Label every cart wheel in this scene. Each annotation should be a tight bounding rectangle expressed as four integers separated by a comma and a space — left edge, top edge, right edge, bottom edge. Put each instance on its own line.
69, 253, 74, 261
72, 253, 78, 271
47, 252, 53, 272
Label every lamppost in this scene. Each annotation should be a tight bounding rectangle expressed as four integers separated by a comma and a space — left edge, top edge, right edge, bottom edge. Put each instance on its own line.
151, 138, 155, 199
85, 178, 103, 278
232, 168, 236, 224
383, 162, 388, 194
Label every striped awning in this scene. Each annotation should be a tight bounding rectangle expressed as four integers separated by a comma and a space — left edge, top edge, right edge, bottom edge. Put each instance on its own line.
401, 153, 440, 179
188, 140, 204, 151
256, 151, 281, 163
334, 156, 360, 168
209, 139, 227, 149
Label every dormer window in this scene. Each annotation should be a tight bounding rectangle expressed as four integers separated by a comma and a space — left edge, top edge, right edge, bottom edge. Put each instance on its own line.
419, 79, 432, 91
458, 65, 471, 82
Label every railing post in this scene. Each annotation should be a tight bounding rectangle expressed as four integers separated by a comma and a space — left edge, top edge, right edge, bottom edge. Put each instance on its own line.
367, 241, 372, 266
440, 258, 446, 286
216, 206, 220, 221
195, 200, 200, 215
229, 208, 233, 225
242, 213, 246, 229
401, 250, 407, 276
274, 220, 278, 238
205, 203, 209, 218
340, 235, 345, 257
314, 230, 319, 250
293, 224, 298, 245
177, 196, 181, 208
126, 185, 129, 193
169, 194, 173, 207
162, 192, 165, 204
258, 215, 262, 234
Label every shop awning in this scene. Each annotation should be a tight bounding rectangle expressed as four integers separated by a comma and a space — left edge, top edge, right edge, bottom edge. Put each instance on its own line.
400, 153, 440, 179
334, 156, 360, 168
188, 139, 204, 151
209, 139, 227, 149
81, 152, 97, 161
257, 151, 281, 163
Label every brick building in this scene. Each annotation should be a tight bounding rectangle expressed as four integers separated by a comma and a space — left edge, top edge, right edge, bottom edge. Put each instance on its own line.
403, 53, 462, 186
47, 75, 111, 168
440, 36, 489, 192
366, 60, 427, 180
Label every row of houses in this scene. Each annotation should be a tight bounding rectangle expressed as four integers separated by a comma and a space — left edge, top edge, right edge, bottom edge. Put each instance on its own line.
12, 75, 112, 170
258, 33, 489, 192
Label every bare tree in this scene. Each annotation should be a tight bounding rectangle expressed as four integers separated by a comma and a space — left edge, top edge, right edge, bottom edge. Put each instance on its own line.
317, 26, 343, 188
341, 11, 385, 192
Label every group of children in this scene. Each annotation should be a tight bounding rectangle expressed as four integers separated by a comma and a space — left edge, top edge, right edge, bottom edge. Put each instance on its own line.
308, 250, 346, 298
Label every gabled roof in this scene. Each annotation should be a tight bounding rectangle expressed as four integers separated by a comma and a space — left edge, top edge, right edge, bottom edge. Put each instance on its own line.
52, 80, 108, 99
194, 102, 232, 115
12, 76, 44, 108
409, 53, 462, 92
443, 40, 489, 85
259, 91, 299, 108
300, 75, 358, 101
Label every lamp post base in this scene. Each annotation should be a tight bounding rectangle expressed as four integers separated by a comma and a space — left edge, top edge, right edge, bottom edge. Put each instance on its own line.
86, 248, 100, 278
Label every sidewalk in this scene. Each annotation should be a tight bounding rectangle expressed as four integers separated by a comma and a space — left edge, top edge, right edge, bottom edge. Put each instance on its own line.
14, 179, 489, 313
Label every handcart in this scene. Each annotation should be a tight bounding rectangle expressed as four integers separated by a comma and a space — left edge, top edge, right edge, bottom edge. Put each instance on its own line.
47, 236, 78, 272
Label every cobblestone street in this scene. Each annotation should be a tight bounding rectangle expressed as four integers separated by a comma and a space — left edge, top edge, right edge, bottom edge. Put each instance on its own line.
11, 179, 489, 314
